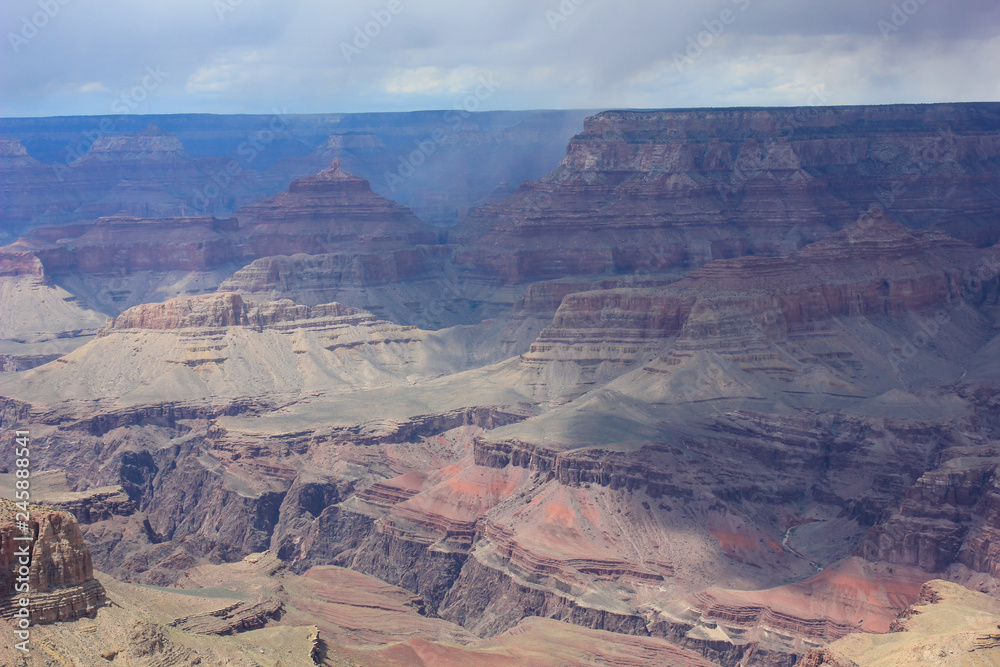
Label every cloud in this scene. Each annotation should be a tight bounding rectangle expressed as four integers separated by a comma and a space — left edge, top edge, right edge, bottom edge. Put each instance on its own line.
0, 0, 997, 117
77, 82, 108, 93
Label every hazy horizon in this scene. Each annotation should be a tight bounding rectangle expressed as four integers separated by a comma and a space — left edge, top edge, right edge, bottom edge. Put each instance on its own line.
2, 0, 998, 118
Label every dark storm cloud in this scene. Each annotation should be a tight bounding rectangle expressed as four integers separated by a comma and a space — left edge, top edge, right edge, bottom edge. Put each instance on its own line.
0, 0, 997, 117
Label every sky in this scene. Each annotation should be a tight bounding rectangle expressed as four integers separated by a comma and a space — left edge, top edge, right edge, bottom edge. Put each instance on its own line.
1, 0, 999, 117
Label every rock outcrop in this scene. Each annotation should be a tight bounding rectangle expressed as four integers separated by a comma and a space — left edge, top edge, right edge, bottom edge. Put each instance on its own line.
235, 160, 438, 256
0, 503, 106, 624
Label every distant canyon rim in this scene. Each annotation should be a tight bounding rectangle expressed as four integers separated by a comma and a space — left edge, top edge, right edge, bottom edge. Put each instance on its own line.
0, 102, 999, 666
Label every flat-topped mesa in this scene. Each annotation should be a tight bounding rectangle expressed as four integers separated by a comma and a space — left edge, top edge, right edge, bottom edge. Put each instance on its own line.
0, 505, 106, 623
237, 159, 438, 256
91, 214, 240, 232
451, 107, 849, 284
0, 163, 438, 288
453, 103, 1000, 285
79, 125, 188, 162
98, 292, 374, 334
581, 104, 1000, 139
220, 245, 453, 297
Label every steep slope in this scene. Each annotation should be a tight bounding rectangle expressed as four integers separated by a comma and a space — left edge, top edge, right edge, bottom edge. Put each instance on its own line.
3, 105, 1000, 666
4, 211, 997, 666
235, 160, 437, 256
0, 292, 479, 411
796, 580, 1000, 666
0, 110, 591, 235
0, 276, 107, 371
453, 104, 1000, 285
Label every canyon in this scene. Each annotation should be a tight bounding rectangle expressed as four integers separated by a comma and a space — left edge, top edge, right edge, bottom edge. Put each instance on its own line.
1, 102, 999, 665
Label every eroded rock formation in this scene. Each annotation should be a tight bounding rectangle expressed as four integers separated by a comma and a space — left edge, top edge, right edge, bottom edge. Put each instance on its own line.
0, 504, 106, 624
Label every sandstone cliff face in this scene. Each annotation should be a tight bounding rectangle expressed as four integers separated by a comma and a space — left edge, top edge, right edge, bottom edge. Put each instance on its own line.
0, 126, 274, 241
0, 139, 55, 245
453, 104, 1000, 285
0, 505, 106, 623
80, 129, 187, 163
861, 446, 1000, 583
0, 159, 441, 314
0, 138, 41, 169
24, 215, 240, 276
515, 208, 995, 402
1, 110, 590, 242
97, 292, 369, 333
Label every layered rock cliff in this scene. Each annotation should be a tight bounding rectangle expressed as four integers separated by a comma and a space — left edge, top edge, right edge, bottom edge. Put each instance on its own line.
235, 160, 438, 257
1, 104, 999, 666
0, 503, 106, 623
453, 104, 1000, 285
0, 159, 441, 315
